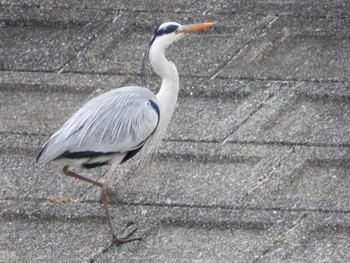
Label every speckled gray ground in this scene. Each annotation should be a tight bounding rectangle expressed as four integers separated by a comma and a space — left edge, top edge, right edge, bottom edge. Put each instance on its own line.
1, 1, 350, 262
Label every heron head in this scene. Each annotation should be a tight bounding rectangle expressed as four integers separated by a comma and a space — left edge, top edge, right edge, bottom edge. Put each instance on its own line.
149, 21, 214, 49
141, 21, 214, 85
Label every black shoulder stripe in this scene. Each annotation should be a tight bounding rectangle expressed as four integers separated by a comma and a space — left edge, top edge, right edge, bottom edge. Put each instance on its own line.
122, 100, 159, 164
149, 100, 160, 121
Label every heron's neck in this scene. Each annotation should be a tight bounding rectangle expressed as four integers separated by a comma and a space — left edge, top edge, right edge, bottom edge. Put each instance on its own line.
139, 44, 180, 164
149, 45, 179, 115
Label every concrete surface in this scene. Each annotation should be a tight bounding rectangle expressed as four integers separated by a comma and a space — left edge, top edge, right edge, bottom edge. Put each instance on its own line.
1, 0, 349, 262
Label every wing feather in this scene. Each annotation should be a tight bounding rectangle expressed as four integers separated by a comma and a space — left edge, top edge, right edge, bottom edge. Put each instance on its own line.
37, 86, 159, 163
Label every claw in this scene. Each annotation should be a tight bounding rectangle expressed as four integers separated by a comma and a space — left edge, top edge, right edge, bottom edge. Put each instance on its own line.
103, 228, 142, 251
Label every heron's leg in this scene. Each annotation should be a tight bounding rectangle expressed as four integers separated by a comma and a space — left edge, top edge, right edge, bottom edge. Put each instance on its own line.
100, 163, 141, 248
62, 165, 119, 204
63, 165, 103, 187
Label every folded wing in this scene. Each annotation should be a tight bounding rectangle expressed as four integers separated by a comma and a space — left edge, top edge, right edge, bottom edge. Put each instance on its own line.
36, 86, 160, 165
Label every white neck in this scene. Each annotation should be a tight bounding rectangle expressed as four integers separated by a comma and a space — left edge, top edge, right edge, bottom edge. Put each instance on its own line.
149, 43, 179, 128
140, 41, 179, 162
138, 32, 182, 167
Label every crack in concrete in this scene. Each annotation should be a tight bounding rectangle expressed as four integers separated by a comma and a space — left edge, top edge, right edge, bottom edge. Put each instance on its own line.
0, 196, 350, 218
56, 13, 123, 74
253, 212, 309, 262
213, 74, 350, 84
221, 92, 275, 145
235, 146, 295, 209
210, 43, 249, 80
1, 133, 349, 159
3, 69, 350, 85
210, 15, 279, 80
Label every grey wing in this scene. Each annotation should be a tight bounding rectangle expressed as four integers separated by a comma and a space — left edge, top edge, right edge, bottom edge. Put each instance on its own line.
37, 86, 160, 163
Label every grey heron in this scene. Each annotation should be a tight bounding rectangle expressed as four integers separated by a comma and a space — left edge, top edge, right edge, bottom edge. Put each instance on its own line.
36, 21, 214, 247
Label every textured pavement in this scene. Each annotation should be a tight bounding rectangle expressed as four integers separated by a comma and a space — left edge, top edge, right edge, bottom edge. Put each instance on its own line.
1, 1, 350, 262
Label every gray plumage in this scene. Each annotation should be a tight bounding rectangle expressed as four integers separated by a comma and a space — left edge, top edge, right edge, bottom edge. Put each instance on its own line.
36, 86, 159, 166
35, 21, 214, 247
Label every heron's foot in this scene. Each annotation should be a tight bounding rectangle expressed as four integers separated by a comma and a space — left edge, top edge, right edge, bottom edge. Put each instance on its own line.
99, 187, 120, 206
104, 228, 142, 251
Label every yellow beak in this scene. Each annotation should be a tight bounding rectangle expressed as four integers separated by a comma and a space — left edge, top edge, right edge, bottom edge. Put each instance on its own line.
179, 22, 215, 34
